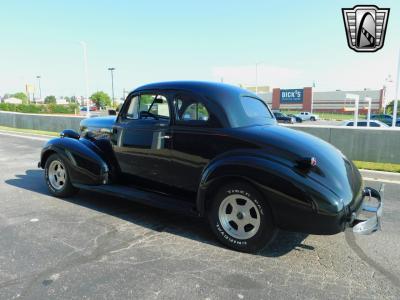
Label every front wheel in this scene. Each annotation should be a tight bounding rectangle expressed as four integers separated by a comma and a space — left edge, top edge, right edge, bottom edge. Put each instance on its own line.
45, 153, 79, 198
208, 181, 277, 253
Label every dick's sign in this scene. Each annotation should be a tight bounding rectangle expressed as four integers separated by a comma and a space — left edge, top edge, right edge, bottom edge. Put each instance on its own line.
280, 89, 303, 103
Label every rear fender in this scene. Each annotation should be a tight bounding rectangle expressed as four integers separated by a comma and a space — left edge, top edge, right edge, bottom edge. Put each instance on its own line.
40, 137, 109, 185
196, 154, 340, 232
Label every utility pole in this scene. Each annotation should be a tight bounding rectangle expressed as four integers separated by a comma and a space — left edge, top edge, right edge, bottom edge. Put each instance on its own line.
123, 88, 128, 101
80, 41, 90, 118
108, 67, 115, 107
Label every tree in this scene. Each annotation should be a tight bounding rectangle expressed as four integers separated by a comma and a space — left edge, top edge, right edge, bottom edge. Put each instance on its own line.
70, 96, 77, 103
12, 92, 28, 104
386, 100, 400, 116
90, 91, 111, 108
44, 95, 57, 104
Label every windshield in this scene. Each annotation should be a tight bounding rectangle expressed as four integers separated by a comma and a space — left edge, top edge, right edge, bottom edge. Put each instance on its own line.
234, 96, 275, 127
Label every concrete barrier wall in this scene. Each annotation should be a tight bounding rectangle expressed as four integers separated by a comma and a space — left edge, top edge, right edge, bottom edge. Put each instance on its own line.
0, 111, 84, 132
1, 111, 399, 164
290, 125, 400, 164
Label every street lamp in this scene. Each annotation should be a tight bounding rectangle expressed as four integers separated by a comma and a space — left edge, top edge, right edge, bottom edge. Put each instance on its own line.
36, 76, 42, 100
108, 67, 115, 107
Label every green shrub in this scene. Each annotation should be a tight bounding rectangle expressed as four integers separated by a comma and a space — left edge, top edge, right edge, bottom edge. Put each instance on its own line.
0, 103, 79, 114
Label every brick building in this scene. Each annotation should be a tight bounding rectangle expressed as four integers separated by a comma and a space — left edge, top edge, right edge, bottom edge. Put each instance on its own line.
257, 87, 384, 113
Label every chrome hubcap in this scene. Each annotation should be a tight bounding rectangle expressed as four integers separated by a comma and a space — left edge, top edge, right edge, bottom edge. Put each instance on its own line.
218, 194, 261, 240
48, 160, 66, 190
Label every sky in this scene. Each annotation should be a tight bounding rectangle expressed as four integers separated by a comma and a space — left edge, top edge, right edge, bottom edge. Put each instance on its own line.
1, 0, 399, 100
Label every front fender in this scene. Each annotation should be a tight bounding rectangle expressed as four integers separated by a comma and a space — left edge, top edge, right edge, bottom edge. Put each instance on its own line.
196, 153, 344, 234
39, 137, 109, 185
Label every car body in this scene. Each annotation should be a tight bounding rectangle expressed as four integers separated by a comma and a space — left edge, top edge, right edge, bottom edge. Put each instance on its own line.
370, 114, 400, 126
295, 111, 319, 121
341, 120, 389, 127
38, 81, 382, 252
272, 111, 295, 124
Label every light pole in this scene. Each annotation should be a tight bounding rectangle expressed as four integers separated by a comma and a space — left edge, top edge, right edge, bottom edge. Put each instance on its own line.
255, 62, 263, 94
392, 49, 400, 127
36, 76, 42, 100
80, 41, 90, 118
108, 67, 115, 107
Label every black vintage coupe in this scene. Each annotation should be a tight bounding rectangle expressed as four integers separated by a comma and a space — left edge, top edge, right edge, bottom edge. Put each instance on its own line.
38, 81, 382, 252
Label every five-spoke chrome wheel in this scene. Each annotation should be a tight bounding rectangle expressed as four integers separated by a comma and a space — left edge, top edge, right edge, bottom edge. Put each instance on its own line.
48, 160, 67, 190
218, 194, 261, 240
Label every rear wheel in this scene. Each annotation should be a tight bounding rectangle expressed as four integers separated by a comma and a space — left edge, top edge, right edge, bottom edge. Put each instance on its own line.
310, 117, 316, 121
45, 153, 78, 197
208, 181, 276, 253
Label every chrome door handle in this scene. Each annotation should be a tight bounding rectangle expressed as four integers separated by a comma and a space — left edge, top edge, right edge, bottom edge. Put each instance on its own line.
161, 135, 172, 139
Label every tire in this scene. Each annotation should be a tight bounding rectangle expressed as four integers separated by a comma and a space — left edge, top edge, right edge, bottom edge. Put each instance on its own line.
44, 153, 79, 198
208, 181, 277, 253
310, 117, 316, 121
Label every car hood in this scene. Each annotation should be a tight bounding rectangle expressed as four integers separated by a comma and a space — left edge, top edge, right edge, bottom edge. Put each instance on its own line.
236, 125, 363, 207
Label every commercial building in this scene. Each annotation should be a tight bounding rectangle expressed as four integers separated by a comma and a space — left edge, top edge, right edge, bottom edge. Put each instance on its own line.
257, 87, 384, 113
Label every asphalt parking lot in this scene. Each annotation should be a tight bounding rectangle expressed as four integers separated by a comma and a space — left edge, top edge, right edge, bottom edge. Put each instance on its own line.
0, 131, 399, 299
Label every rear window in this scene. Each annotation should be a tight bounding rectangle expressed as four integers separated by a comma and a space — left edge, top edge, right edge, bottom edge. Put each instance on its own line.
236, 96, 274, 127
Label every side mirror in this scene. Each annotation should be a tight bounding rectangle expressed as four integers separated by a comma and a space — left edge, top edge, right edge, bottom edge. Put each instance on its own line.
108, 109, 117, 116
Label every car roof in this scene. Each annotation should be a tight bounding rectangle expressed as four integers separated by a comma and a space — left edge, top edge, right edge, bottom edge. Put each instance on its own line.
133, 81, 258, 104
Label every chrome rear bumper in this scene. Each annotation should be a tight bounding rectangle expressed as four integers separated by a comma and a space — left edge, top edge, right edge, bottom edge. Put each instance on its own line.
351, 185, 384, 235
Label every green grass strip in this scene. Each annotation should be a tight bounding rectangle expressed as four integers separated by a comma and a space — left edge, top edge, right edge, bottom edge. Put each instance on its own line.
0, 125, 59, 137
353, 160, 400, 173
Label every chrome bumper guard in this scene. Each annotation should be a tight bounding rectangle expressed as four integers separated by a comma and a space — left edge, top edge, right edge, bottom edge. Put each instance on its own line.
351, 184, 384, 235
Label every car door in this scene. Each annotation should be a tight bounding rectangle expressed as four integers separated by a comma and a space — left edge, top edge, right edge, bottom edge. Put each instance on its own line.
111, 91, 174, 186
169, 91, 224, 192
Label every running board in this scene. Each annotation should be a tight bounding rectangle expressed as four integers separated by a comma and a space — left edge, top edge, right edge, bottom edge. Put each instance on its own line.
73, 183, 198, 216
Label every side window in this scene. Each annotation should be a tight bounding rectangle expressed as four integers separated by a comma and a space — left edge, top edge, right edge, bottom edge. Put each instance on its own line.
174, 93, 217, 126
124, 94, 169, 120
145, 95, 169, 118
357, 121, 366, 127
180, 103, 209, 121
370, 122, 380, 127
347, 122, 354, 126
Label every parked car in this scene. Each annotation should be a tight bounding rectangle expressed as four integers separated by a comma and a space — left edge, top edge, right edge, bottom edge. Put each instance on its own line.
287, 114, 302, 123
295, 111, 319, 121
370, 114, 400, 126
273, 111, 295, 124
341, 120, 389, 127
80, 106, 97, 112
38, 81, 382, 253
